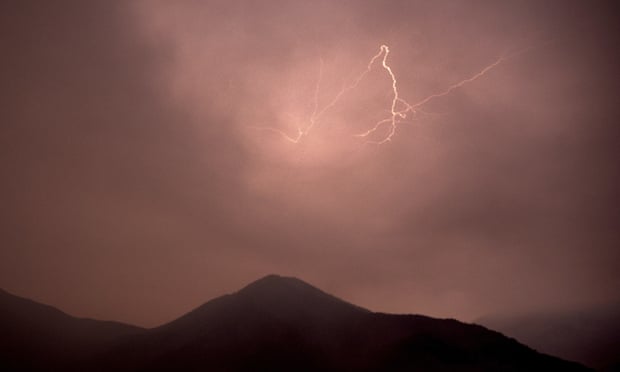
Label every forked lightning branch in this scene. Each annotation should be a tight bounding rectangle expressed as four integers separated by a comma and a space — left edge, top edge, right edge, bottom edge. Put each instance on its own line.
254, 44, 531, 145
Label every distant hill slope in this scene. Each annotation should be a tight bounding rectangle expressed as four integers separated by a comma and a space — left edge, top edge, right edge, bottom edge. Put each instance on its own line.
0, 288, 145, 371
93, 275, 591, 371
478, 306, 620, 372
1, 276, 594, 371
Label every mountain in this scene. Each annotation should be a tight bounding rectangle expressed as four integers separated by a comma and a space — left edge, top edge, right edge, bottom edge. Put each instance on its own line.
478, 305, 620, 371
0, 288, 144, 371
92, 275, 590, 371
1, 276, 593, 371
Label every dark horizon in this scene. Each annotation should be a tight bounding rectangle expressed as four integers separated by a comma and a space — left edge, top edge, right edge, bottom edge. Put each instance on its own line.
2, 274, 598, 371
1, 0, 619, 331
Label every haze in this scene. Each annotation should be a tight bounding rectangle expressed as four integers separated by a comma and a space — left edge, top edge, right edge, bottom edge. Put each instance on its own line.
1, 0, 618, 327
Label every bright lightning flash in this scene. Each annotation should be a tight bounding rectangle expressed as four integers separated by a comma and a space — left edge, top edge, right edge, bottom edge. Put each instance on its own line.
254, 44, 525, 145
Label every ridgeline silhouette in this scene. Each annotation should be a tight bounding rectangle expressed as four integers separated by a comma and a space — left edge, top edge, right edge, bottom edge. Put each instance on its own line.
0, 275, 592, 371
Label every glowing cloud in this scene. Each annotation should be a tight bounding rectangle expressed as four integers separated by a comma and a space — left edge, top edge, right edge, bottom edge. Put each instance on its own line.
254, 43, 535, 145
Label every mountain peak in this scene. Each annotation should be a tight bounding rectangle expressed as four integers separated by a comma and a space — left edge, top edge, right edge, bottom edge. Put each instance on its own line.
243, 273, 300, 285
159, 274, 369, 334
2, 279, 592, 371
235, 274, 369, 313
238, 274, 317, 294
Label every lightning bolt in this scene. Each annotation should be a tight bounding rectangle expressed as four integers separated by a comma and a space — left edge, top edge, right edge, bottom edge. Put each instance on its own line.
251, 47, 386, 143
254, 43, 535, 145
354, 46, 511, 144
353, 45, 404, 144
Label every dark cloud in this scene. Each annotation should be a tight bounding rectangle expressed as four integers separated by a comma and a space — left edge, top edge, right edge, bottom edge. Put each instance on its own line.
0, 0, 618, 326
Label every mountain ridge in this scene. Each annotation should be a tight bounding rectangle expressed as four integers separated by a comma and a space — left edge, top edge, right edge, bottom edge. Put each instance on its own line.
0, 287, 144, 371
1, 276, 594, 371
478, 305, 620, 371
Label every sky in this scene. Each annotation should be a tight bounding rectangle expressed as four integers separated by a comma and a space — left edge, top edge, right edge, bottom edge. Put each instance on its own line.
1, 0, 618, 328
